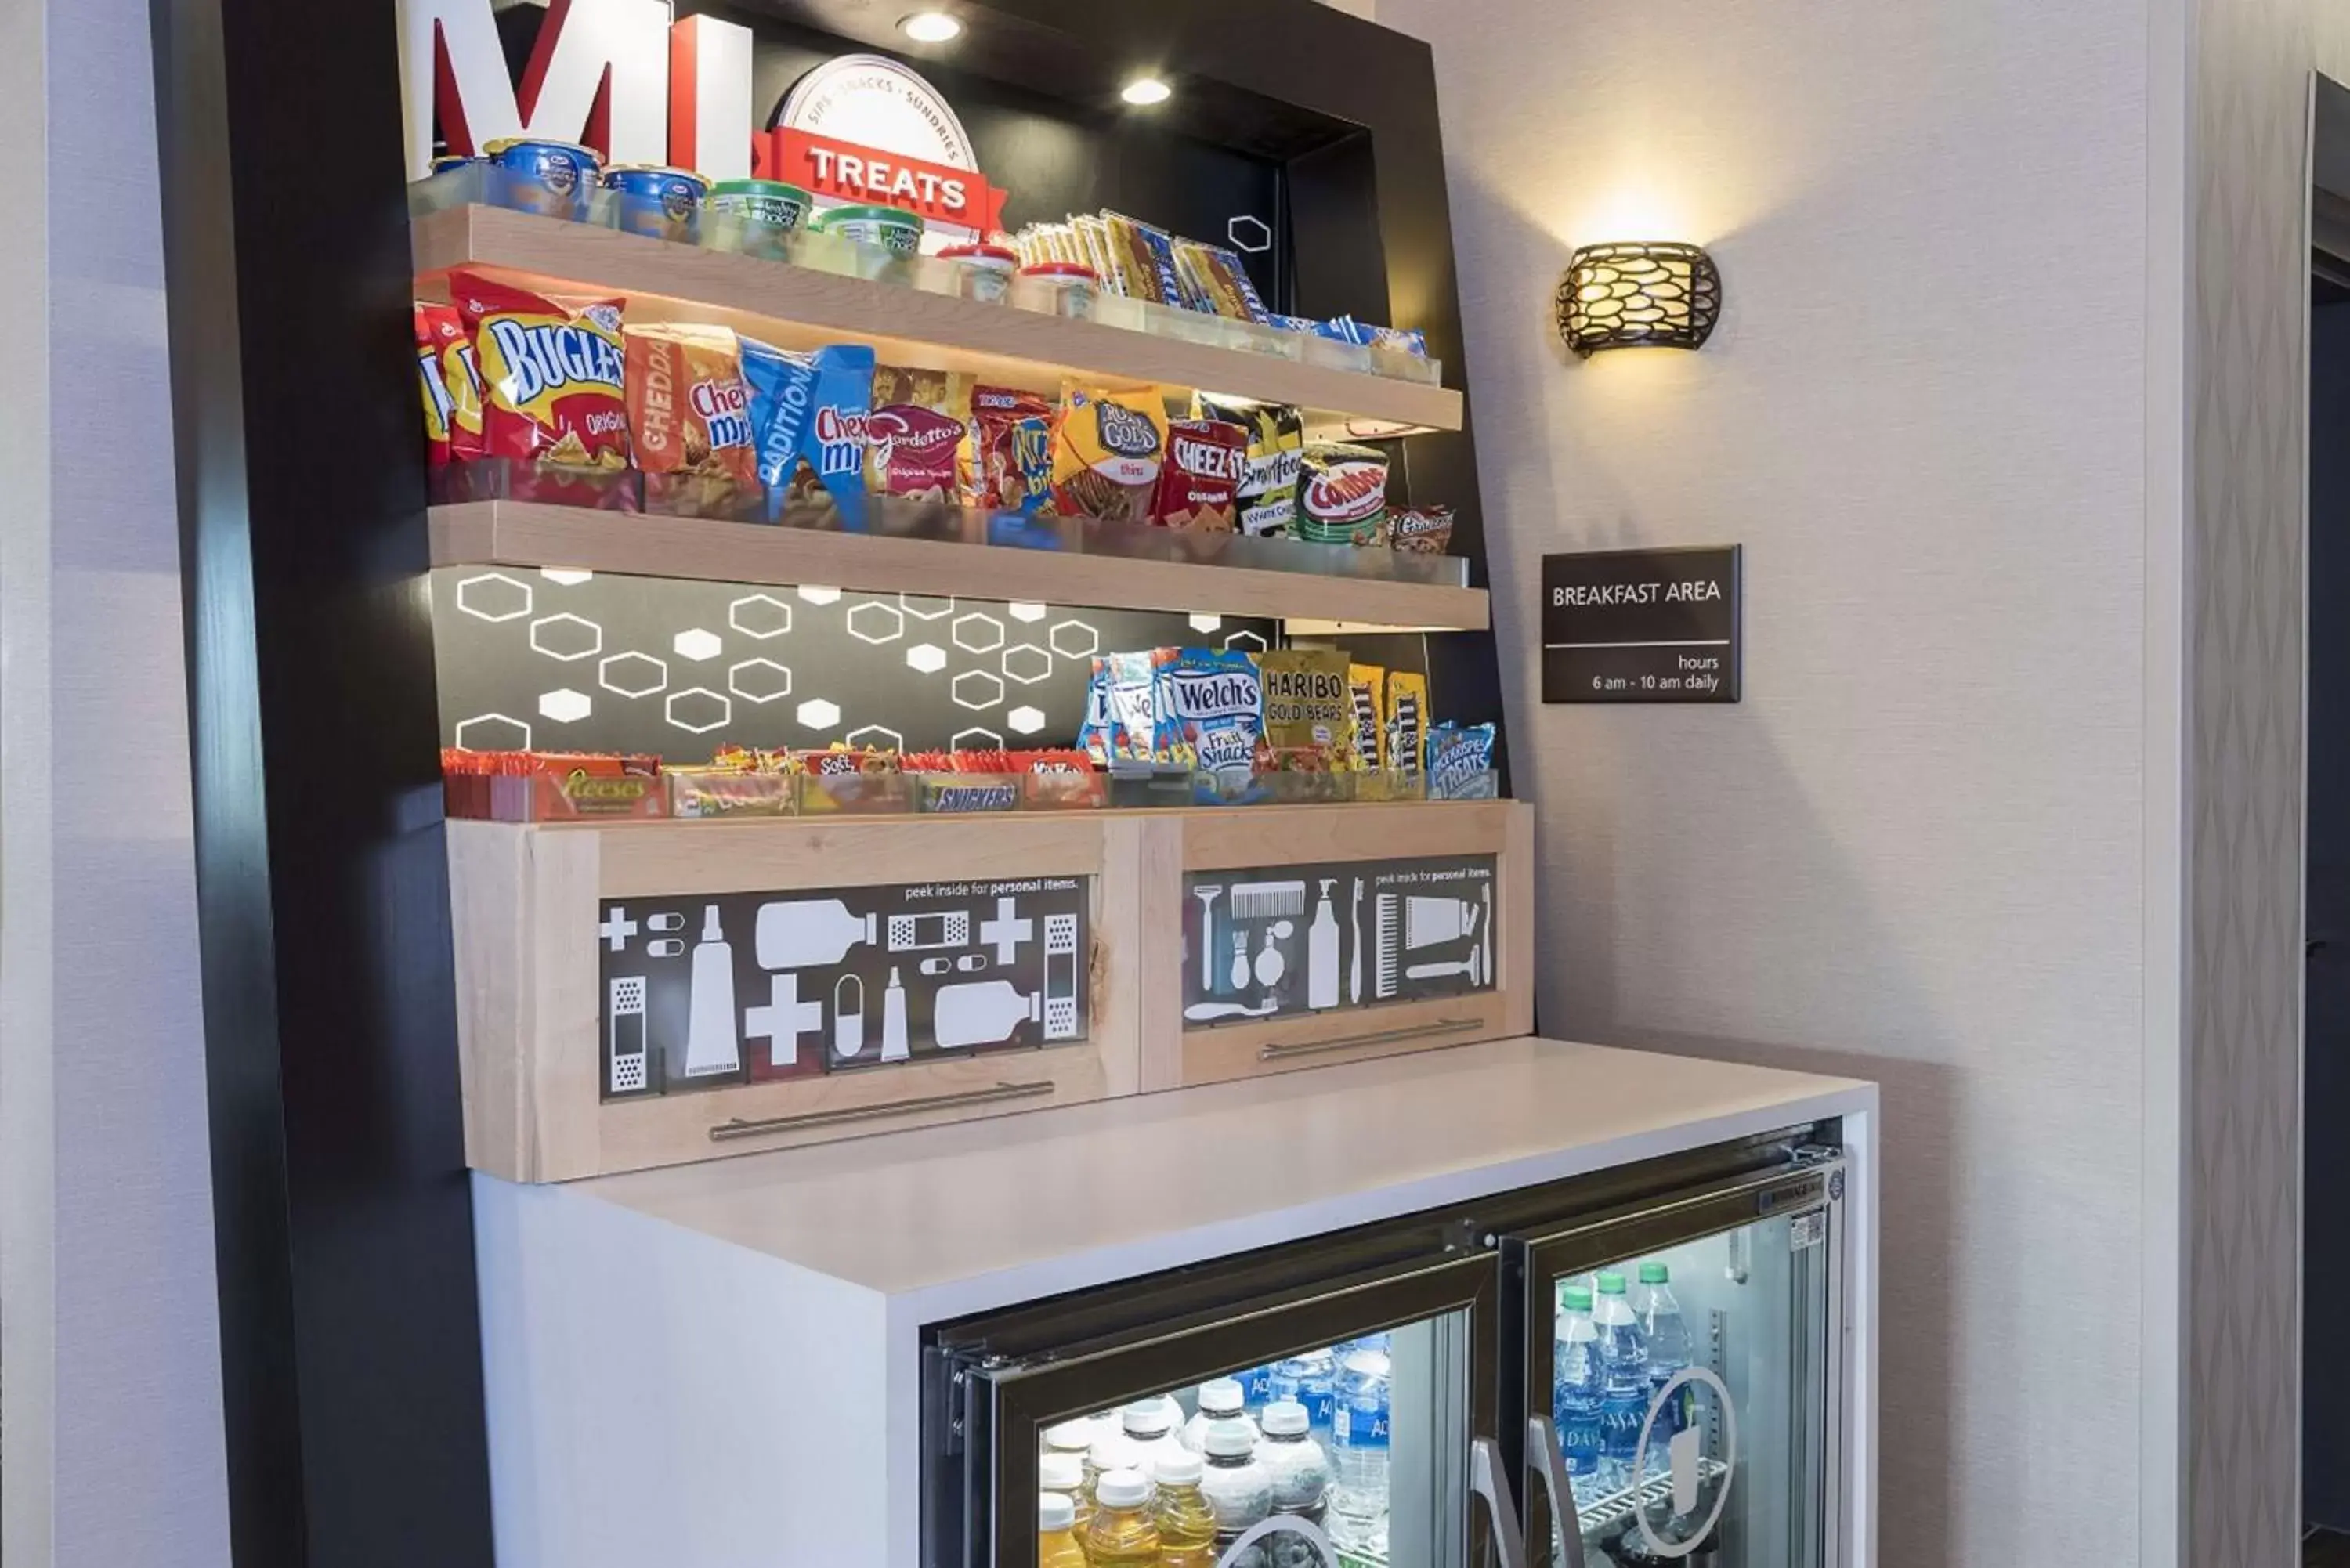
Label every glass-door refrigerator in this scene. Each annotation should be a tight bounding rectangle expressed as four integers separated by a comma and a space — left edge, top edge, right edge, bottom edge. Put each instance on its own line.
922, 1129, 1847, 1568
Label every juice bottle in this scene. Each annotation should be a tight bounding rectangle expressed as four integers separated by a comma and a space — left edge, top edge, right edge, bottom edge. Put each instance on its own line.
1040, 1451, 1092, 1537
1084, 1469, 1162, 1567
1038, 1490, 1090, 1568
1149, 1449, 1220, 1568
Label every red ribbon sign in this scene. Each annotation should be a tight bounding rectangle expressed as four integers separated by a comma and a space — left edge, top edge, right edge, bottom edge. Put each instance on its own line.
756, 127, 1010, 233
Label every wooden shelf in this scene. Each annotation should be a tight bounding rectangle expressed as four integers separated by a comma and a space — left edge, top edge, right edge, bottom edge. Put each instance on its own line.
428, 500, 1491, 631
412, 204, 1463, 435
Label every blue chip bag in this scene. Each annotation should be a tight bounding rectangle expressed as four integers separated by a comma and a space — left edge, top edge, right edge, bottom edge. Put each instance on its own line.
1156, 647, 1264, 775
739, 338, 875, 511
1426, 721, 1498, 800
1076, 656, 1115, 764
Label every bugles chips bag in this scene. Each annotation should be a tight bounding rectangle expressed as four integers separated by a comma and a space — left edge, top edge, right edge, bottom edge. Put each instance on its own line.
453, 269, 631, 470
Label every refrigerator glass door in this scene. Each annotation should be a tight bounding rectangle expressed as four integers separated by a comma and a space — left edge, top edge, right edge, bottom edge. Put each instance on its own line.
946, 1249, 1516, 1568
1513, 1162, 1843, 1568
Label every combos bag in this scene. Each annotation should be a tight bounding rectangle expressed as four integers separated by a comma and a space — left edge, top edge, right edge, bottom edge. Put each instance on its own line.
1193, 394, 1303, 537
453, 269, 631, 470
1298, 443, 1391, 545
741, 338, 874, 511
866, 366, 974, 502
624, 323, 759, 513
1051, 385, 1167, 524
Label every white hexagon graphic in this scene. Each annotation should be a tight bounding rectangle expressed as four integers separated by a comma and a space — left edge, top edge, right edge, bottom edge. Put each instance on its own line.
950, 727, 1005, 752
796, 584, 843, 605
1188, 612, 1224, 633
540, 568, 594, 586
952, 670, 1005, 711
1001, 644, 1054, 685
1223, 630, 1269, 653
796, 698, 841, 732
728, 659, 792, 704
952, 612, 1006, 654
846, 600, 905, 645
455, 572, 533, 623
1048, 620, 1101, 660
1008, 601, 1050, 623
845, 724, 905, 752
537, 688, 591, 724
454, 712, 530, 751
898, 592, 954, 621
1007, 705, 1048, 736
598, 651, 668, 699
1227, 215, 1274, 255
673, 627, 723, 662
529, 612, 602, 662
665, 688, 732, 735
905, 643, 949, 675
728, 594, 793, 639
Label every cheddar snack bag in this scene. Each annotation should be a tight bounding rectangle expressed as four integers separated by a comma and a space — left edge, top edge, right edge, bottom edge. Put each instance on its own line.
1050, 385, 1166, 523
624, 323, 759, 511
453, 269, 631, 470
1154, 418, 1247, 531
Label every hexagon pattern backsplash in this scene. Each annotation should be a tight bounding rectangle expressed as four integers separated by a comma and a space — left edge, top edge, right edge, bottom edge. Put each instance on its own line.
432, 569, 1278, 761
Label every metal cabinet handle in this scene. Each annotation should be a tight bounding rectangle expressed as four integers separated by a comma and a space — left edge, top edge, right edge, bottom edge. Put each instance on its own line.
1257, 1017, 1483, 1062
1471, 1435, 1531, 1568
1528, 1415, 1591, 1568
708, 1079, 1054, 1141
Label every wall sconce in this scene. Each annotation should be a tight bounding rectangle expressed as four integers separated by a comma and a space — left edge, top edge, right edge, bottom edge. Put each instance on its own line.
1556, 242, 1721, 356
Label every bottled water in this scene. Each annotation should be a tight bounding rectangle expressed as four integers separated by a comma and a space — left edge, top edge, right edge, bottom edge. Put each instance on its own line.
1256, 1400, 1332, 1525
1270, 1349, 1340, 1453
1593, 1271, 1649, 1492
1184, 1378, 1258, 1454
1636, 1262, 1694, 1477
1551, 1281, 1604, 1501
1329, 1347, 1392, 1552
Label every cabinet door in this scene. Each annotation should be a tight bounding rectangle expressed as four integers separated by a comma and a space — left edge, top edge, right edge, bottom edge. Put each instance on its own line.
935, 1248, 1530, 1568
1506, 1162, 1846, 1568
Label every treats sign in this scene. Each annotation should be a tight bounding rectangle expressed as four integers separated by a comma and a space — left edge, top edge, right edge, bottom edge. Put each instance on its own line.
396, 0, 1009, 243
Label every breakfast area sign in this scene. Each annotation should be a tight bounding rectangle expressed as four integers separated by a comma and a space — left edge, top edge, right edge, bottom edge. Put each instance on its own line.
396, 0, 1011, 245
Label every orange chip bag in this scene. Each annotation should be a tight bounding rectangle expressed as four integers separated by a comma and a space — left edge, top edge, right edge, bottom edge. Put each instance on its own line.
624, 323, 759, 503
452, 268, 631, 471
415, 303, 454, 467
414, 302, 485, 467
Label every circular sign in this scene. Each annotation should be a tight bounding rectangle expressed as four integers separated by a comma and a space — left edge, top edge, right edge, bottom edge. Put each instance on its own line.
1626, 1367, 1737, 1559
772, 55, 992, 247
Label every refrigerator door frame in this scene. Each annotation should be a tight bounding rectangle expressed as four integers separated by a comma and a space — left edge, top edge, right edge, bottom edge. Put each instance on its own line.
1502, 1158, 1846, 1568
960, 1246, 1506, 1568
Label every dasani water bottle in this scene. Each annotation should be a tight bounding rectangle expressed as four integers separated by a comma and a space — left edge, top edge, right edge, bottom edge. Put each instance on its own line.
1552, 1282, 1604, 1502
1329, 1348, 1391, 1551
1593, 1272, 1649, 1491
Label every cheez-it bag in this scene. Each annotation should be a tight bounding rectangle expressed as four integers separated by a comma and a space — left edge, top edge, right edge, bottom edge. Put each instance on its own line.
452, 269, 631, 470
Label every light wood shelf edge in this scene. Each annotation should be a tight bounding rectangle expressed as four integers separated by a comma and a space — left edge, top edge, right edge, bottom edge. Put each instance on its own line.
428, 501, 1491, 631
413, 204, 1464, 433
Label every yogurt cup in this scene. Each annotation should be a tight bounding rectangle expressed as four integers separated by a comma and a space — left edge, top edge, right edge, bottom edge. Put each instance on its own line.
707, 179, 810, 260
810, 202, 926, 255
483, 137, 599, 220
1014, 261, 1100, 320
600, 164, 708, 243
940, 242, 1019, 303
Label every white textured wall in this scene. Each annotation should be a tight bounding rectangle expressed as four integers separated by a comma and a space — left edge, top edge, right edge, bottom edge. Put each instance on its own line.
0, 0, 232, 1564
1378, 1, 2155, 1559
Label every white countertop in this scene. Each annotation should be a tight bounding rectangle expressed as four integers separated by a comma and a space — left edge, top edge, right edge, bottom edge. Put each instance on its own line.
571, 1036, 1874, 1317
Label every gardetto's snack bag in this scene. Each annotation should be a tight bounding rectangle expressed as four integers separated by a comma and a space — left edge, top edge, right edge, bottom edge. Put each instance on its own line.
452, 268, 631, 470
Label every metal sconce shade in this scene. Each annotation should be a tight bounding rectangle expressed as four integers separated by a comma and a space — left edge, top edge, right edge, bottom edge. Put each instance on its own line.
1556, 241, 1721, 356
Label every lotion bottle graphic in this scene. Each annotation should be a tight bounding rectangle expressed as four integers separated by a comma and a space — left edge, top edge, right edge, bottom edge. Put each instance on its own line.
682, 904, 742, 1077
756, 898, 879, 970
1307, 879, 1341, 1009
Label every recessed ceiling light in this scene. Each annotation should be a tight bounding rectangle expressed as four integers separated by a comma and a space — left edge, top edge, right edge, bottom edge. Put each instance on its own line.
899, 11, 963, 42
1120, 76, 1173, 107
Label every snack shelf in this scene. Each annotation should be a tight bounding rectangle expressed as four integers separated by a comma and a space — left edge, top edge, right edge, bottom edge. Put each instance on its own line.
449, 800, 1531, 1180
428, 499, 1492, 631
411, 203, 1465, 437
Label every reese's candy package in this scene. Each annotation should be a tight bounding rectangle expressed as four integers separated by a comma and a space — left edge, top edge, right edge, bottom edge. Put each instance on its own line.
1259, 649, 1354, 762
1384, 670, 1429, 796
740, 338, 874, 509
452, 269, 631, 470
866, 366, 974, 501
1051, 385, 1167, 523
1193, 394, 1303, 538
1154, 418, 1247, 531
970, 385, 1054, 511
624, 323, 759, 513
1298, 442, 1391, 546
1426, 721, 1499, 800
1388, 504, 1456, 555
1155, 647, 1266, 775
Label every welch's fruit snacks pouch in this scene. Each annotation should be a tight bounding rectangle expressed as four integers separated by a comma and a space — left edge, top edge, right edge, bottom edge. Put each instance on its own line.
1155, 647, 1265, 775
